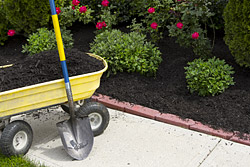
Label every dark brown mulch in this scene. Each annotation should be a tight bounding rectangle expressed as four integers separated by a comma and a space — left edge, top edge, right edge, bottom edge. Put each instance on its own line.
1, 22, 250, 135
0, 48, 104, 92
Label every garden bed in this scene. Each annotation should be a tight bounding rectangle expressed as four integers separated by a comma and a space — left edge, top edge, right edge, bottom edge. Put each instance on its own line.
1, 22, 250, 135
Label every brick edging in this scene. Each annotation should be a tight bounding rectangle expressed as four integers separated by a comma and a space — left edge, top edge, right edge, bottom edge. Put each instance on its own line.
91, 94, 250, 146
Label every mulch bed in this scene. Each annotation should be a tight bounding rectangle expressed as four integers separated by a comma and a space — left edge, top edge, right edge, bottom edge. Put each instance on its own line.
1, 22, 250, 135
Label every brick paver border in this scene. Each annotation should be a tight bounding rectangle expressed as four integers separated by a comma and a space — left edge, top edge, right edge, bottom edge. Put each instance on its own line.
92, 94, 250, 146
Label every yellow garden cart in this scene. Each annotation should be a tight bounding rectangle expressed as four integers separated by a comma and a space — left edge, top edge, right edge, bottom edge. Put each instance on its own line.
0, 53, 109, 159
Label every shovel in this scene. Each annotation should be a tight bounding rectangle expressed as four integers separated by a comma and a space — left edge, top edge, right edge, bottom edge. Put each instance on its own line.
48, 0, 94, 160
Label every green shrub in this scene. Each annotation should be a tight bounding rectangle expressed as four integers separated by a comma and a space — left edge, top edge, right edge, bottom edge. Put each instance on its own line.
90, 29, 162, 76
22, 28, 73, 55
4, 0, 50, 35
58, 6, 77, 28
224, 0, 250, 67
0, 1, 9, 45
184, 57, 235, 96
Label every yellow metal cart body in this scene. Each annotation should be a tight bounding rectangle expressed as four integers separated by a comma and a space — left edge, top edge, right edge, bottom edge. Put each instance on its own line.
0, 53, 109, 157
0, 53, 107, 119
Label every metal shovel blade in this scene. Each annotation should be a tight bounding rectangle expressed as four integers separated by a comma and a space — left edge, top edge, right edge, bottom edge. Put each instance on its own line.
56, 116, 94, 160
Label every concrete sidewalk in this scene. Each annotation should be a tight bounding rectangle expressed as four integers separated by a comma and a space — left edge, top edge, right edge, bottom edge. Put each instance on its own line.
13, 107, 250, 167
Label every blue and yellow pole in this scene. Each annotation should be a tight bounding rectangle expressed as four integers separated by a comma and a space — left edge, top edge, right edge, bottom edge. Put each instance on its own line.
49, 0, 75, 117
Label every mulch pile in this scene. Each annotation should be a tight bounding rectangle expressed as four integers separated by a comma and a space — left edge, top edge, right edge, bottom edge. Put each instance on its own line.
0, 48, 104, 92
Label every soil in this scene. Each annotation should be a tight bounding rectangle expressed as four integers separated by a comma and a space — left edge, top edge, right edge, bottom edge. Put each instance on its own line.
1, 22, 250, 135
0, 48, 104, 91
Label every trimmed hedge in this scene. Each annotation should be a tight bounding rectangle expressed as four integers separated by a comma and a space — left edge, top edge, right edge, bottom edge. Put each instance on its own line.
4, 0, 51, 36
0, 1, 9, 45
224, 0, 250, 67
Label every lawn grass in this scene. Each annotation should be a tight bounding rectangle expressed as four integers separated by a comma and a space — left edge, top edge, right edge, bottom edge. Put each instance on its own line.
0, 153, 47, 167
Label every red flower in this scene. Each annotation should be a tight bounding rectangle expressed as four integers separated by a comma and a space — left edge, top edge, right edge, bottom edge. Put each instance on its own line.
176, 22, 183, 29
7, 29, 15, 36
148, 7, 155, 14
79, 6, 87, 13
72, 0, 80, 6
72, 6, 75, 10
192, 32, 199, 39
96, 22, 103, 30
102, 21, 107, 27
101, 0, 109, 7
151, 22, 158, 29
56, 7, 61, 15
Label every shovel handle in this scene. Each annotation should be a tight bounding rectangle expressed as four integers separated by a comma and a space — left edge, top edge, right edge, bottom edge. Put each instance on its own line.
49, 0, 75, 118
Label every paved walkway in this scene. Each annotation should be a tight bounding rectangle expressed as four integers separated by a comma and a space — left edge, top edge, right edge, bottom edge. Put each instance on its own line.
12, 107, 250, 167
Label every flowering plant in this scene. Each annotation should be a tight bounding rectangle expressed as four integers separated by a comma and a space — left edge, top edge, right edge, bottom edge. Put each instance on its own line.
7, 29, 15, 36
192, 32, 199, 39
56, 7, 61, 14
96, 21, 107, 30
167, 0, 215, 58
101, 0, 109, 7
79, 6, 87, 13
129, 0, 172, 43
72, 0, 80, 6
176, 22, 183, 29
150, 22, 158, 29
95, 0, 117, 32
148, 7, 155, 14
57, 1, 94, 28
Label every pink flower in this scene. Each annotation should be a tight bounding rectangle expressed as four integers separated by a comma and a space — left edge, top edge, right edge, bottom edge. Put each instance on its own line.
177, 0, 182, 2
7, 29, 15, 36
72, 6, 75, 10
148, 7, 155, 14
72, 0, 80, 6
151, 22, 158, 29
56, 7, 61, 15
79, 6, 87, 13
176, 22, 183, 29
102, 21, 107, 27
96, 22, 103, 30
101, 0, 109, 7
192, 32, 199, 39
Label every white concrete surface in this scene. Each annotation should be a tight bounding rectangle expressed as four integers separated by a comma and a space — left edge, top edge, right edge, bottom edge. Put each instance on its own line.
200, 139, 250, 167
11, 107, 250, 167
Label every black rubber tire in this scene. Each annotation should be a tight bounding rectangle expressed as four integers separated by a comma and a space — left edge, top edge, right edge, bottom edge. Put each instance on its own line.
77, 102, 110, 136
0, 120, 33, 156
61, 104, 70, 113
61, 98, 92, 114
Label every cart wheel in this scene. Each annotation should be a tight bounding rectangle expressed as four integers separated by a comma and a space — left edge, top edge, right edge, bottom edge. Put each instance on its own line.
61, 99, 91, 113
0, 120, 33, 156
77, 102, 109, 136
